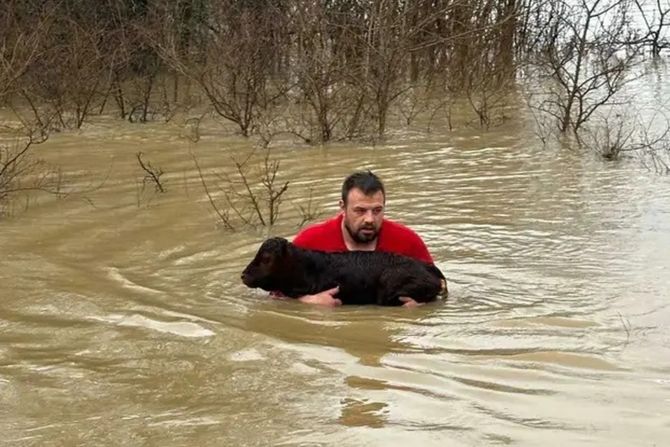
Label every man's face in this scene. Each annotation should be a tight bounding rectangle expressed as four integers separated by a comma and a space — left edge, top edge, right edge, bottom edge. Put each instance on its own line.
341, 188, 385, 243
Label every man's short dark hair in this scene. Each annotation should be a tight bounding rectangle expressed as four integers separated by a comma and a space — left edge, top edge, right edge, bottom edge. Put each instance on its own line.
341, 171, 385, 204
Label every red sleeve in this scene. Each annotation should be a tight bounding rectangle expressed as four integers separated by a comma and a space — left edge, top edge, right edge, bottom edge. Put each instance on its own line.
292, 222, 333, 251
292, 215, 346, 252
378, 220, 435, 263
292, 227, 316, 249
407, 232, 434, 264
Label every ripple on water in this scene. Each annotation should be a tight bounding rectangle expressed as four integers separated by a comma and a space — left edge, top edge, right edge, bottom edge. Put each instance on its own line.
89, 313, 215, 338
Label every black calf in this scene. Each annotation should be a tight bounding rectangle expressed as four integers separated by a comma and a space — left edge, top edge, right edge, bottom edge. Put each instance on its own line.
241, 237, 445, 306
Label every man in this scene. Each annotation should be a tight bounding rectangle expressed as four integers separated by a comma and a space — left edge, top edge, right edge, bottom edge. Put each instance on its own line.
290, 170, 446, 307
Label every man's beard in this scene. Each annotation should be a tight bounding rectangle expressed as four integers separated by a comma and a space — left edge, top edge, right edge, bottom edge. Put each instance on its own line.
345, 221, 378, 243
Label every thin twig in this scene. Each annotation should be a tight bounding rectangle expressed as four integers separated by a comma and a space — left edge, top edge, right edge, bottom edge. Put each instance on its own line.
136, 152, 165, 193
190, 151, 234, 230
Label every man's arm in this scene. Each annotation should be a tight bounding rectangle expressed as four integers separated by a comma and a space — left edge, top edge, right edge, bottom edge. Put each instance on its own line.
269, 287, 342, 307
405, 229, 434, 264
297, 286, 342, 307
399, 227, 448, 306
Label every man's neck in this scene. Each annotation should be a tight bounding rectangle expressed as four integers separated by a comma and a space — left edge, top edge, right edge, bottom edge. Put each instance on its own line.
340, 218, 378, 251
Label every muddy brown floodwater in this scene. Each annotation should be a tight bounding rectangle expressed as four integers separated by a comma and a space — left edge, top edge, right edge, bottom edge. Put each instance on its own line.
2, 78, 670, 446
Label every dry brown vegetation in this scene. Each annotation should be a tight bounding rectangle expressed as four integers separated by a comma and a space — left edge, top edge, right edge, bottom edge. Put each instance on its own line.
2, 0, 670, 219
3, 1, 668, 140
2, 1, 531, 137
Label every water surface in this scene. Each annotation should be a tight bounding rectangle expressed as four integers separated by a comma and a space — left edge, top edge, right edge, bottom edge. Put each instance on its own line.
1, 87, 670, 446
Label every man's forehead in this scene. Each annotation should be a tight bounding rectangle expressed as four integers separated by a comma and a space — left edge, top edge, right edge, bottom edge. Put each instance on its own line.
346, 188, 385, 205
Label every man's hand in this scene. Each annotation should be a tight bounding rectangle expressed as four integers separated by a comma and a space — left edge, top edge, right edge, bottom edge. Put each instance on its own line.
440, 279, 449, 296
398, 297, 425, 308
269, 291, 288, 300
298, 286, 342, 307
399, 278, 448, 308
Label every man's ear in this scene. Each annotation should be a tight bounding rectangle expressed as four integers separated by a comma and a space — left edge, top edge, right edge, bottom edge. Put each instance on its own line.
339, 199, 345, 212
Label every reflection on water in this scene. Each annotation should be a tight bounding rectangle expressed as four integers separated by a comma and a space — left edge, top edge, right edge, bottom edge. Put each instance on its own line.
2, 82, 670, 445
339, 398, 388, 428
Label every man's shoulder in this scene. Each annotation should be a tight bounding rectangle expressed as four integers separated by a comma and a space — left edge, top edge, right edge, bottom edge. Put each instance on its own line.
379, 217, 433, 263
382, 218, 422, 239
296, 214, 340, 237
293, 214, 342, 249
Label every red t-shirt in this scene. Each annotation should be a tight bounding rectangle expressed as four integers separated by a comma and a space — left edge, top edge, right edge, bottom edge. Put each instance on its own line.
292, 214, 434, 264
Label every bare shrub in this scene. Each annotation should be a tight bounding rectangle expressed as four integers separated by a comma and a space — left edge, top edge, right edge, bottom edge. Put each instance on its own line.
577, 111, 637, 159
0, 130, 59, 216
289, 3, 370, 143
524, 87, 562, 146
191, 151, 234, 230
226, 148, 289, 227
633, 0, 670, 57
464, 63, 515, 129
576, 107, 670, 173
1, 2, 52, 133
114, 48, 164, 124
640, 143, 670, 174
15, 11, 110, 130
295, 186, 323, 228
397, 83, 433, 127
192, 146, 289, 229
136, 152, 165, 193
154, 0, 284, 136
0, 1, 47, 99
522, 0, 644, 135
458, 1, 519, 129
632, 110, 670, 173
357, 1, 411, 137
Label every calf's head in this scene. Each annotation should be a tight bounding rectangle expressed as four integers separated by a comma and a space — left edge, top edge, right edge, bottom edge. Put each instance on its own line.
241, 237, 291, 290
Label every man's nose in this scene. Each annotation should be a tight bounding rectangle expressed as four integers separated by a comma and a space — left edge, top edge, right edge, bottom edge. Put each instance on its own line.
363, 210, 374, 222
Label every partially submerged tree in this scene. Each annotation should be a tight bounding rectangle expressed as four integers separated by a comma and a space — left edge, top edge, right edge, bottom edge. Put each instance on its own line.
153, 0, 284, 136
633, 0, 670, 56
193, 145, 290, 229
0, 1, 46, 99
577, 106, 670, 170
10, 3, 116, 130
522, 0, 644, 135
0, 131, 56, 215
0, 2, 54, 214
